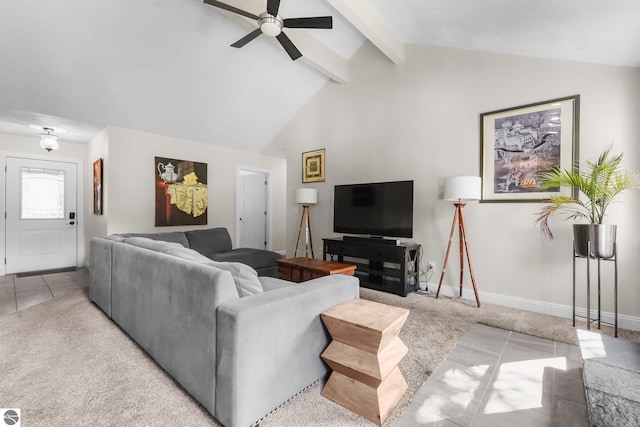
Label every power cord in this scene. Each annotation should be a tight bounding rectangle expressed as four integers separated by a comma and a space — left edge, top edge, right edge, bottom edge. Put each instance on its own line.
405, 244, 436, 294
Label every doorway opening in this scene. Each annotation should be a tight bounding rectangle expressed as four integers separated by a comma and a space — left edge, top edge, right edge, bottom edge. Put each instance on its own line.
236, 167, 271, 250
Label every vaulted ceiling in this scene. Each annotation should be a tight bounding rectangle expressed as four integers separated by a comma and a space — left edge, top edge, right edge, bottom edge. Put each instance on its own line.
0, 0, 638, 151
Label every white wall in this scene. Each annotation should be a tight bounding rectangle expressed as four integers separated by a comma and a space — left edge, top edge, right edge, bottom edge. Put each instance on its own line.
100, 127, 287, 251
85, 127, 109, 251
269, 42, 640, 325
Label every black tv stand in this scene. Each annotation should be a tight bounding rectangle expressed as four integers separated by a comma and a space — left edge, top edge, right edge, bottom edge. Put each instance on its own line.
343, 236, 398, 246
323, 237, 421, 297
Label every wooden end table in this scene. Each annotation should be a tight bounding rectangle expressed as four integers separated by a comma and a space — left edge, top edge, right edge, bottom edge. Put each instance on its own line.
276, 257, 356, 283
320, 298, 409, 426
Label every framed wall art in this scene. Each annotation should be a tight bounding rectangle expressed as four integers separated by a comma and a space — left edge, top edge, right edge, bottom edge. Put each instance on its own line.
480, 95, 580, 202
93, 158, 103, 215
302, 148, 325, 183
155, 156, 208, 226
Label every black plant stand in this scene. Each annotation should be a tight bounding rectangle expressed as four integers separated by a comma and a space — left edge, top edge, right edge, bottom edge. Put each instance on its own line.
573, 241, 618, 337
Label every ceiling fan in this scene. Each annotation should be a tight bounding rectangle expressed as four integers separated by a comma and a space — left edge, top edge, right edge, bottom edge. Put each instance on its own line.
204, 0, 333, 60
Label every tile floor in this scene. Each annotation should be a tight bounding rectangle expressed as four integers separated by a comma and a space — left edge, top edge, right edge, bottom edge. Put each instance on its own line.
397, 323, 588, 427
0, 268, 89, 316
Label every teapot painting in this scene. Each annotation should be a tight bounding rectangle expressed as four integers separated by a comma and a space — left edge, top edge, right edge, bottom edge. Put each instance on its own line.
158, 162, 179, 183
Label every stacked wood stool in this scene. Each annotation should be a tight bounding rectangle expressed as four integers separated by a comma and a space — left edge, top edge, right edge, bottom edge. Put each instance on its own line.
320, 298, 409, 425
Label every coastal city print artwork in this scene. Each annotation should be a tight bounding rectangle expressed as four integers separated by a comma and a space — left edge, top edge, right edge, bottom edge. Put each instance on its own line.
155, 156, 208, 226
480, 96, 579, 202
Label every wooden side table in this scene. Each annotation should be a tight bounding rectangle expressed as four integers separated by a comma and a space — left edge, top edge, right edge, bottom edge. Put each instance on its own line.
276, 257, 356, 283
320, 298, 409, 426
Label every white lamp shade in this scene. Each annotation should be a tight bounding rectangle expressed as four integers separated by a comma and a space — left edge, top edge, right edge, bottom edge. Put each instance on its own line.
295, 188, 317, 205
444, 176, 481, 201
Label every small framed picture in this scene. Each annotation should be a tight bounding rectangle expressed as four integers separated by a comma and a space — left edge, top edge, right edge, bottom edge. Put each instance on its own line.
480, 95, 580, 202
93, 158, 103, 215
302, 149, 325, 183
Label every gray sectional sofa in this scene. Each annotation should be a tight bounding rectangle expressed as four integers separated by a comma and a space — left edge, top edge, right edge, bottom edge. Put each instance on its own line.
89, 230, 359, 427
114, 227, 283, 277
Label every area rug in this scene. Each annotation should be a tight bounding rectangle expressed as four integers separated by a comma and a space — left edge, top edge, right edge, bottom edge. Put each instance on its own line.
1, 288, 638, 426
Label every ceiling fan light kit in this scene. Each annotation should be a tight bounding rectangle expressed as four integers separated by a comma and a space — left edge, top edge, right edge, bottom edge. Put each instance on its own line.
204, 0, 332, 60
259, 13, 283, 37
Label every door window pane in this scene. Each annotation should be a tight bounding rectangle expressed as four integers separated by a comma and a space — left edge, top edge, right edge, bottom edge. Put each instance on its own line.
21, 167, 65, 219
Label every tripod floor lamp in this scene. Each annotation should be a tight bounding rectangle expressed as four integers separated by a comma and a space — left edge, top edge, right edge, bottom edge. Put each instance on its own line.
436, 176, 481, 307
294, 188, 317, 258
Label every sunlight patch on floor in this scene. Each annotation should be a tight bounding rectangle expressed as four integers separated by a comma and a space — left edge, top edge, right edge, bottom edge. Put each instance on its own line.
577, 329, 607, 359
484, 357, 567, 414
415, 364, 491, 418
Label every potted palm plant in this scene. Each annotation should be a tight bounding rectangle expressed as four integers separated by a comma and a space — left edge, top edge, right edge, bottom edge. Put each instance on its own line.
535, 147, 640, 258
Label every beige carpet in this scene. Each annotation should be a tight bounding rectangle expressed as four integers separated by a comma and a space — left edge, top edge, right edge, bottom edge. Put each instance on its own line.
1, 288, 637, 426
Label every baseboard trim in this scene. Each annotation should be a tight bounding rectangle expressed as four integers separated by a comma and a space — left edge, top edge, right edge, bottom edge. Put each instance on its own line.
424, 281, 640, 332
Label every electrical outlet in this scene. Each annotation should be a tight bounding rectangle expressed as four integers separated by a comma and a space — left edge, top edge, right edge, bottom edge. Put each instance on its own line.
428, 261, 436, 272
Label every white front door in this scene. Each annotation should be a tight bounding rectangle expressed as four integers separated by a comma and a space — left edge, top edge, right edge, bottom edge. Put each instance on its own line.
238, 171, 267, 250
5, 157, 78, 274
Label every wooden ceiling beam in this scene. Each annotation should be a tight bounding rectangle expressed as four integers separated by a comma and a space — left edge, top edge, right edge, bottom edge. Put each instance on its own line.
326, 0, 404, 64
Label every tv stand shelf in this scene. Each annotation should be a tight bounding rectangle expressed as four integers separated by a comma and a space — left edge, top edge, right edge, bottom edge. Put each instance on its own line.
323, 238, 420, 297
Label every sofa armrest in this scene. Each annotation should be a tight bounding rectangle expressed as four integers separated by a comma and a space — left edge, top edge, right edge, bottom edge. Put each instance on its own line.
89, 237, 115, 317
215, 274, 359, 427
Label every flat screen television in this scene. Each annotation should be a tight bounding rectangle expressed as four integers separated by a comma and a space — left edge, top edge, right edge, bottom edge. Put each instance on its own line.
333, 180, 414, 238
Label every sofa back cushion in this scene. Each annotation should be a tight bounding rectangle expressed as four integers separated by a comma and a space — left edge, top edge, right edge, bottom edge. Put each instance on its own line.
165, 246, 218, 263
185, 228, 233, 255
119, 231, 189, 247
124, 237, 186, 252
164, 246, 263, 297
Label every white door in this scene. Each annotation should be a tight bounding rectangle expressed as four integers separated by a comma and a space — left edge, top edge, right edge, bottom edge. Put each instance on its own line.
238, 171, 267, 249
5, 157, 78, 274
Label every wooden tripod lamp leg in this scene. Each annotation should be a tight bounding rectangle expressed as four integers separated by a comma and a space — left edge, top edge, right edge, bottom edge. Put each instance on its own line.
458, 207, 481, 307
294, 206, 306, 258
436, 206, 459, 299
457, 204, 465, 297
306, 206, 315, 259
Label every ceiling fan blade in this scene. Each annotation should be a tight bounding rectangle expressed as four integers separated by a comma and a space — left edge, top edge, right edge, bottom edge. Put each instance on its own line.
283, 16, 333, 29
231, 28, 263, 48
266, 0, 281, 17
203, 0, 259, 21
276, 33, 302, 60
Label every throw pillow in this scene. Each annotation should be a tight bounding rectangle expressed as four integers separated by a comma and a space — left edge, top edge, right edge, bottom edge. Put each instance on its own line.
206, 260, 263, 297
163, 247, 261, 296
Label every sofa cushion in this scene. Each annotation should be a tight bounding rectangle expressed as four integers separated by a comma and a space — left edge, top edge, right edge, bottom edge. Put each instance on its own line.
209, 248, 283, 270
165, 247, 219, 264
165, 246, 263, 297
119, 231, 190, 247
185, 228, 233, 255
206, 260, 263, 297
124, 237, 185, 253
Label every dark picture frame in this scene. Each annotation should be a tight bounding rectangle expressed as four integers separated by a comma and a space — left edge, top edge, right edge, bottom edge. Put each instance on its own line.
302, 149, 325, 183
480, 95, 580, 202
155, 156, 208, 226
93, 158, 103, 215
